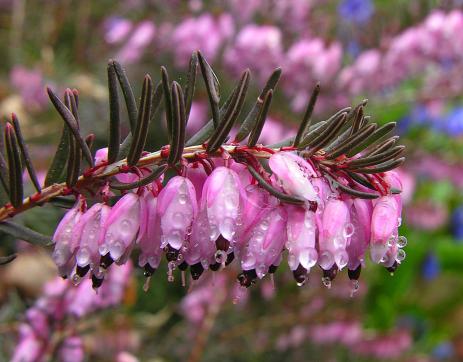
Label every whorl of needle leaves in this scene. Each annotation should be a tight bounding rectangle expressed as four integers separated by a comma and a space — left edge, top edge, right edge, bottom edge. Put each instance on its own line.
0, 51, 404, 257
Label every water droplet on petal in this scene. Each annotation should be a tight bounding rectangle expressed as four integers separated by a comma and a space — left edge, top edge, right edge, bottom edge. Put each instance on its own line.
396, 249, 406, 262
172, 212, 186, 228
76, 248, 90, 267
335, 250, 349, 270
318, 251, 334, 270
333, 236, 346, 249
109, 241, 124, 261
166, 230, 183, 249
121, 219, 131, 229
178, 194, 188, 205
343, 223, 355, 238
397, 235, 407, 248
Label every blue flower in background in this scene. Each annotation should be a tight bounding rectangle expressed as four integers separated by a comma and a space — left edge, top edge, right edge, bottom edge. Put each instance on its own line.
346, 40, 361, 58
399, 104, 463, 137
421, 253, 440, 280
338, 0, 374, 24
432, 342, 455, 360
451, 206, 463, 241
443, 107, 463, 136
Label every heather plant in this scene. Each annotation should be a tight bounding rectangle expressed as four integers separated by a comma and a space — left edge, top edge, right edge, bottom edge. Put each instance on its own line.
2, 1, 463, 361
0, 51, 406, 293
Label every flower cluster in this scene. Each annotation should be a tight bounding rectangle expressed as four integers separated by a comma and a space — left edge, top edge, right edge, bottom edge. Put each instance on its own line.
12, 263, 131, 362
340, 10, 463, 96
52, 149, 406, 290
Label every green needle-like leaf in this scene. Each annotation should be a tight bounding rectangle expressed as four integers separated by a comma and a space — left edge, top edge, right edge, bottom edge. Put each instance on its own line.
127, 75, 153, 166
5, 123, 23, 207
207, 70, 250, 153
107, 61, 121, 164
184, 51, 198, 122
11, 114, 41, 192
0, 221, 52, 246
168, 82, 186, 166
47, 87, 94, 167
112, 60, 138, 133
110, 165, 168, 190
293, 82, 320, 147
235, 67, 281, 143
247, 90, 273, 147
198, 51, 220, 128
44, 126, 70, 187
347, 122, 397, 157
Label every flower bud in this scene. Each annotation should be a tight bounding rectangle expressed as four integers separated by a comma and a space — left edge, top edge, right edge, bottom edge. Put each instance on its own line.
268, 152, 318, 201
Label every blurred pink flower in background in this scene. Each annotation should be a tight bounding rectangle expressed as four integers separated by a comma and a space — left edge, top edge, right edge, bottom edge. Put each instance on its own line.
406, 201, 448, 231
225, 25, 283, 83
171, 14, 234, 67
186, 101, 208, 136
104, 17, 133, 44
284, 39, 342, 111
257, 117, 294, 145
12, 263, 132, 362
117, 21, 156, 64
10, 66, 48, 111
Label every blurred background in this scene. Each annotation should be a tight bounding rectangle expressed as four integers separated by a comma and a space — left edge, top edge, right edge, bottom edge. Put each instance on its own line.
1, 0, 463, 361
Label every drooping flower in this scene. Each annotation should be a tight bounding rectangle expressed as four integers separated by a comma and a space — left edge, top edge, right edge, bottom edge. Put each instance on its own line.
52, 199, 85, 278
285, 205, 318, 284
138, 190, 163, 276
157, 176, 198, 252
100, 193, 141, 264
318, 199, 351, 271
346, 198, 372, 277
370, 196, 399, 264
201, 166, 244, 246
239, 205, 288, 284
74, 203, 111, 276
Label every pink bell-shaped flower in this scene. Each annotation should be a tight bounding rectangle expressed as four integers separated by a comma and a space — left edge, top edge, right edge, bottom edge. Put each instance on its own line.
184, 208, 216, 274
157, 176, 198, 251
346, 198, 373, 273
52, 200, 84, 277
318, 199, 351, 270
74, 203, 111, 272
268, 151, 318, 201
370, 196, 399, 263
201, 166, 244, 244
100, 193, 141, 263
138, 191, 163, 274
240, 205, 287, 280
236, 185, 274, 246
286, 205, 318, 273
187, 164, 208, 201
